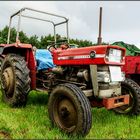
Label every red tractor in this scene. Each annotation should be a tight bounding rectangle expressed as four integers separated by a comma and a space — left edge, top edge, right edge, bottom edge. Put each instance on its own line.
0, 7, 140, 136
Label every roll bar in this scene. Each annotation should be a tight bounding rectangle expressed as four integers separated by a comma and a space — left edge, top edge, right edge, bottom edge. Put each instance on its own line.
7, 7, 69, 44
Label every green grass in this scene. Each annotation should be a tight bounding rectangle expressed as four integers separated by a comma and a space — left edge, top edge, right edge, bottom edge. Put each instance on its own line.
0, 91, 140, 139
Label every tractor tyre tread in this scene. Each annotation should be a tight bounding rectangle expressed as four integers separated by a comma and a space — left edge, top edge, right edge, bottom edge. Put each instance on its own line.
124, 78, 140, 115
1, 54, 30, 107
48, 83, 92, 136
64, 83, 92, 135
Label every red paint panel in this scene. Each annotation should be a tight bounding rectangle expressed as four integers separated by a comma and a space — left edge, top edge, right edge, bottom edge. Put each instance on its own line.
27, 49, 36, 90
122, 56, 140, 74
0, 43, 32, 48
52, 45, 125, 66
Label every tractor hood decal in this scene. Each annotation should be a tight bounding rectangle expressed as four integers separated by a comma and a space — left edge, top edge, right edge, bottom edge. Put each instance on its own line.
58, 54, 105, 60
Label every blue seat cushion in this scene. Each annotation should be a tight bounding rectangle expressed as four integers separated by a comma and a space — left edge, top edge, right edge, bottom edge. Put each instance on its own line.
35, 49, 55, 71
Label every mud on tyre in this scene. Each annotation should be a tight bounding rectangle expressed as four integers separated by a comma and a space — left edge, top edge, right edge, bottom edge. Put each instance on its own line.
0, 56, 4, 72
0, 56, 4, 89
48, 83, 92, 136
0, 54, 30, 107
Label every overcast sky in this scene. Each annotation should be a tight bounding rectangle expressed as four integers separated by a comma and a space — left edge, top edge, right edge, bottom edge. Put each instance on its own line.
0, 1, 140, 47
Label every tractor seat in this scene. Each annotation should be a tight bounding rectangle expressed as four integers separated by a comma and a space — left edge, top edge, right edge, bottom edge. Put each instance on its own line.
35, 49, 56, 71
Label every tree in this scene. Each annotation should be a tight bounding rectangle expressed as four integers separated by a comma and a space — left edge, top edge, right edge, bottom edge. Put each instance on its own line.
0, 26, 17, 44
29, 35, 41, 48
0, 26, 9, 44
0, 26, 95, 48
40, 35, 53, 49
19, 31, 29, 43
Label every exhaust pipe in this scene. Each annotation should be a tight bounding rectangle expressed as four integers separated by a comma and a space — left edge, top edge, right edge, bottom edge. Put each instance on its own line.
97, 7, 102, 45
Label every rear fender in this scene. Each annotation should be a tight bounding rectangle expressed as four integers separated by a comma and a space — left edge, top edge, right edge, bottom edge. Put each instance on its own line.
0, 45, 36, 90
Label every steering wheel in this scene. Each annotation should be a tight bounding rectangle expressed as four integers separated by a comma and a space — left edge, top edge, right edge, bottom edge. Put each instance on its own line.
47, 45, 57, 52
47, 39, 70, 52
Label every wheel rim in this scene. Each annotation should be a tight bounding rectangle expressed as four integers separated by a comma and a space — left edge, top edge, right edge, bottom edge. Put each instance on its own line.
53, 95, 78, 132
1, 66, 14, 98
115, 86, 134, 114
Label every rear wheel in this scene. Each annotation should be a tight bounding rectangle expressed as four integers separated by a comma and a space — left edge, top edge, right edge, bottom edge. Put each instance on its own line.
48, 83, 92, 136
0, 54, 30, 107
0, 56, 4, 71
114, 78, 140, 115
0, 57, 4, 89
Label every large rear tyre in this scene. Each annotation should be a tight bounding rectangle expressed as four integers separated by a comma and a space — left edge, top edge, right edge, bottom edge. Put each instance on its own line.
0, 54, 30, 107
0, 56, 4, 72
114, 78, 140, 115
48, 83, 92, 136
0, 56, 4, 89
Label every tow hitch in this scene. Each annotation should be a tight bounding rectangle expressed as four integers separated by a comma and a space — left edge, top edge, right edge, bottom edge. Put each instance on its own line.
103, 94, 130, 109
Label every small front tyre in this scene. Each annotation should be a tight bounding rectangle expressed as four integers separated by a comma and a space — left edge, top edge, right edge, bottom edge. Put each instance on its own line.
48, 83, 92, 136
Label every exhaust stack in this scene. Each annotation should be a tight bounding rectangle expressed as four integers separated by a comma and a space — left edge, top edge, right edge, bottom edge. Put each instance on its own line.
97, 7, 102, 45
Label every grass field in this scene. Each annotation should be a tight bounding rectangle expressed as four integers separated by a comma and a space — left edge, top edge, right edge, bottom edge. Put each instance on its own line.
0, 91, 140, 139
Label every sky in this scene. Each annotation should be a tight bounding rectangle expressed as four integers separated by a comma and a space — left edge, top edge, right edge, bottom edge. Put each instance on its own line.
0, 1, 140, 47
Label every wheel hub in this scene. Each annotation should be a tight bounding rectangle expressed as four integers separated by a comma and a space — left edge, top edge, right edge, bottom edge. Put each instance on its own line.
57, 98, 77, 129
60, 107, 70, 118
1, 67, 14, 97
2, 71, 9, 90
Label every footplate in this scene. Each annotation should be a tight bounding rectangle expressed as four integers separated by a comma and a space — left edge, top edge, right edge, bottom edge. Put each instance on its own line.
103, 95, 130, 109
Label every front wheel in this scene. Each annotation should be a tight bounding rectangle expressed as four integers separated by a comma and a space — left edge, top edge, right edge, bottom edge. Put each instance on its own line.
114, 78, 140, 115
48, 83, 92, 136
0, 54, 30, 107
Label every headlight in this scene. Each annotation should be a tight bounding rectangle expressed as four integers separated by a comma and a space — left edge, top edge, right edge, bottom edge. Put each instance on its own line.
106, 48, 122, 63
